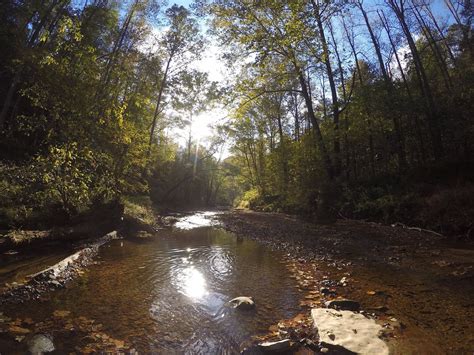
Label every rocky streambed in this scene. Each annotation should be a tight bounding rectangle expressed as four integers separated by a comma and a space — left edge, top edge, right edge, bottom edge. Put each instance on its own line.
218, 210, 474, 354
0, 210, 472, 354
0, 212, 302, 353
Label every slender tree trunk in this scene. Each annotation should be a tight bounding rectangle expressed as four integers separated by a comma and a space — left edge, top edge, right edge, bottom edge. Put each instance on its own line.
444, 0, 462, 26
275, 97, 289, 188
343, 19, 376, 177
412, 4, 452, 90
293, 92, 300, 141
311, 0, 341, 177
148, 53, 173, 155
100, 0, 138, 92
387, 0, 443, 160
329, 21, 352, 178
378, 10, 427, 164
358, 1, 407, 172
423, 4, 456, 63
295, 65, 334, 179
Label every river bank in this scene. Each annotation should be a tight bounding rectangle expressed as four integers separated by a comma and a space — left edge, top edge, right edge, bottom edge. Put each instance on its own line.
217, 210, 474, 353
1, 208, 473, 353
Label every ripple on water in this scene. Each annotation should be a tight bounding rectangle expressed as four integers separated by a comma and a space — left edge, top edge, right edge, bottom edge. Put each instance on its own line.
0, 215, 301, 353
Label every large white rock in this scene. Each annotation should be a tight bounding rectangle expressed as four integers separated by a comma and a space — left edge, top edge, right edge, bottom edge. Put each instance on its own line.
311, 308, 389, 355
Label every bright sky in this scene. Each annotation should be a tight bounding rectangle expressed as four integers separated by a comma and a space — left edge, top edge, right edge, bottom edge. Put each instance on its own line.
171, 43, 229, 149
139, 1, 228, 151
163, 0, 454, 151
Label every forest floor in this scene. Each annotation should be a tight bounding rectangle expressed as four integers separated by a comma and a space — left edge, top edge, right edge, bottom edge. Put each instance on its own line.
218, 210, 474, 354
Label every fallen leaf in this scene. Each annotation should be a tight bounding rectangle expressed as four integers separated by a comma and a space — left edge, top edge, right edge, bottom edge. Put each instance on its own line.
53, 310, 71, 318
112, 339, 125, 348
9, 325, 30, 334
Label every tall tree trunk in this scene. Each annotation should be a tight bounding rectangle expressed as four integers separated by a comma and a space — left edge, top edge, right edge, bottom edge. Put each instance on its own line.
343, 19, 376, 177
412, 4, 452, 90
292, 92, 300, 141
100, 0, 138, 93
148, 53, 173, 155
358, 1, 407, 172
444, 0, 462, 26
328, 21, 351, 178
295, 63, 334, 179
423, 4, 456, 63
311, 0, 341, 177
275, 96, 289, 188
378, 9, 426, 164
387, 0, 443, 160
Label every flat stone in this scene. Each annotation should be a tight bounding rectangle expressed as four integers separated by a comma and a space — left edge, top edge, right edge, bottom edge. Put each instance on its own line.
258, 339, 291, 352
325, 299, 360, 311
311, 308, 388, 355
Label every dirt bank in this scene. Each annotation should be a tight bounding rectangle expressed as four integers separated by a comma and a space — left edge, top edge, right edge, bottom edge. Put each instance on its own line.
218, 210, 474, 354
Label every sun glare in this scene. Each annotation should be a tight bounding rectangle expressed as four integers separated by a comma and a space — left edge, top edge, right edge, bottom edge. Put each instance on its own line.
177, 267, 208, 299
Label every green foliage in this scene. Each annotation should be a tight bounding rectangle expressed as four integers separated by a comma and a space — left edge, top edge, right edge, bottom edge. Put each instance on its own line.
0, 1, 211, 225
206, 0, 474, 233
35, 143, 117, 216
122, 195, 156, 226
237, 188, 261, 209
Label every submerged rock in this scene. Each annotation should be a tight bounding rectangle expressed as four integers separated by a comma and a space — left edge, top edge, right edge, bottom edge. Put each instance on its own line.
311, 308, 388, 355
325, 299, 360, 311
229, 296, 255, 310
27, 334, 55, 354
258, 339, 291, 352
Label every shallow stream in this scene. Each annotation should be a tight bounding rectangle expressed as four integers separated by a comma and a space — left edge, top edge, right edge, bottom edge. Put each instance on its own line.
0, 212, 301, 353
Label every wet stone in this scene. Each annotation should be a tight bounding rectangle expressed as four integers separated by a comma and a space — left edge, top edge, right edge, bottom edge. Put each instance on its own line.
325, 299, 360, 312
229, 296, 255, 310
27, 334, 55, 354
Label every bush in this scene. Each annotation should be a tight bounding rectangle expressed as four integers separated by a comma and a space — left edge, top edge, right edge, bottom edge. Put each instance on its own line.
34, 143, 117, 216
0, 142, 118, 228
237, 188, 262, 209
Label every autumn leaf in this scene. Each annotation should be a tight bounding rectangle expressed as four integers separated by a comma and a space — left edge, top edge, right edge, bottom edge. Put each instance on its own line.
9, 325, 30, 334
53, 310, 71, 317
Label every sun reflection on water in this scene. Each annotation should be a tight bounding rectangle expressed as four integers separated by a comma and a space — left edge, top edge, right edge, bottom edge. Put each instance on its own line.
177, 267, 208, 299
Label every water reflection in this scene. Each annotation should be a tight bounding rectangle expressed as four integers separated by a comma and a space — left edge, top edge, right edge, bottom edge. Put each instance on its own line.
174, 211, 219, 230
176, 267, 208, 299
0, 219, 302, 353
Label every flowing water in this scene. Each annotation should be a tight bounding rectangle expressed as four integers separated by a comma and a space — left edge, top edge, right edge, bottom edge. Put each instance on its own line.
0, 212, 301, 353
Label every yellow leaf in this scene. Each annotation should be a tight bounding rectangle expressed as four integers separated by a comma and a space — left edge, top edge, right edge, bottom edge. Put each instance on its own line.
53, 310, 71, 318
9, 325, 30, 334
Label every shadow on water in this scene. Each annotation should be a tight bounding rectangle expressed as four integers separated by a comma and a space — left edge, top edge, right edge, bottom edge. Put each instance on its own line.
0, 213, 301, 353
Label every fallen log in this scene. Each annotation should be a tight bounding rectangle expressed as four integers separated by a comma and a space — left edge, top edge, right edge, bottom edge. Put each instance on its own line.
0, 231, 118, 305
